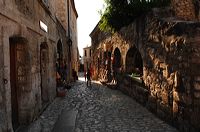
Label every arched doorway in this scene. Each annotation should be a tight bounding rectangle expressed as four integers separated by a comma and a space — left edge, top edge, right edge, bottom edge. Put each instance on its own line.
125, 47, 143, 82
57, 40, 63, 72
107, 51, 112, 81
134, 50, 143, 75
9, 36, 29, 130
40, 42, 49, 105
56, 40, 63, 86
126, 47, 136, 74
113, 48, 122, 72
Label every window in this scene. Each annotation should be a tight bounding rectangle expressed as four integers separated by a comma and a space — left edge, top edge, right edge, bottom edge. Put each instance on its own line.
90, 49, 92, 57
85, 50, 87, 57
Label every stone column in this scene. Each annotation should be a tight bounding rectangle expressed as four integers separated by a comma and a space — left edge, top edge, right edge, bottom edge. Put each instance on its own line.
171, 0, 196, 21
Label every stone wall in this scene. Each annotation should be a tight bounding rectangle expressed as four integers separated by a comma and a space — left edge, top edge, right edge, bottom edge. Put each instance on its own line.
144, 18, 200, 131
55, 0, 68, 30
91, 8, 200, 131
70, 1, 79, 74
55, 0, 78, 75
117, 75, 149, 105
56, 19, 71, 83
171, 0, 196, 21
0, 0, 71, 131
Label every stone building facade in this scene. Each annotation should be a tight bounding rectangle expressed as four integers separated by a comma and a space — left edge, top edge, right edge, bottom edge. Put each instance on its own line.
90, 2, 200, 132
55, 0, 79, 80
0, 0, 77, 131
69, 0, 79, 74
83, 46, 92, 71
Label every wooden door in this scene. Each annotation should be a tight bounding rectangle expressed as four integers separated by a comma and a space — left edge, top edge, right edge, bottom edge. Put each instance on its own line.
10, 43, 19, 131
10, 39, 28, 130
40, 46, 49, 104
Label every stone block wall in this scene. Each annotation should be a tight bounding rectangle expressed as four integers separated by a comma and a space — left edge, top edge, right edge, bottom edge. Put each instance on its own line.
117, 75, 149, 105
171, 0, 196, 21
144, 18, 200, 131
91, 8, 200, 131
187, 38, 200, 131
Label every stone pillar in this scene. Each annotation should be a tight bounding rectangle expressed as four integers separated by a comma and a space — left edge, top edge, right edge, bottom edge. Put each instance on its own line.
171, 0, 196, 21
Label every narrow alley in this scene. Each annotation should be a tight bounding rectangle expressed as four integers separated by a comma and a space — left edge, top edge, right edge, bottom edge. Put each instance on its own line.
25, 73, 177, 132
1, 1, 200, 132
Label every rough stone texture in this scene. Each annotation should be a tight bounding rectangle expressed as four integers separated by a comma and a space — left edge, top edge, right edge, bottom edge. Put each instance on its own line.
0, 0, 77, 131
70, 6, 79, 74
117, 75, 149, 106
25, 77, 177, 132
55, 0, 79, 75
171, 0, 196, 21
56, 20, 72, 83
90, 8, 200, 131
83, 46, 92, 71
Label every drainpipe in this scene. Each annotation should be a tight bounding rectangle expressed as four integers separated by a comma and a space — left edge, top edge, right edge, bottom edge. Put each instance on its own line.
67, 0, 73, 81
67, 0, 72, 51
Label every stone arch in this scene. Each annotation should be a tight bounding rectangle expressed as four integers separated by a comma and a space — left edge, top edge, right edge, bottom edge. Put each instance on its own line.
107, 51, 112, 81
56, 39, 63, 72
125, 46, 143, 75
9, 36, 30, 130
112, 47, 122, 72
40, 42, 49, 106
57, 40, 63, 58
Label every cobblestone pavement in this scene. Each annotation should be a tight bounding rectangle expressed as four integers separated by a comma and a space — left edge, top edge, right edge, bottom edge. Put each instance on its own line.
26, 76, 178, 132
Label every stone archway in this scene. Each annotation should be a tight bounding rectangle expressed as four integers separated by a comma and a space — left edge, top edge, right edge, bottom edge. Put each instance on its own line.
113, 48, 122, 72
125, 47, 143, 76
40, 42, 49, 105
107, 51, 112, 81
57, 40, 63, 72
56, 40, 63, 85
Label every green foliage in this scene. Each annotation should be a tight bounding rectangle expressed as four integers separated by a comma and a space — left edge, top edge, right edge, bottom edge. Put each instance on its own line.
99, 0, 170, 32
131, 72, 140, 77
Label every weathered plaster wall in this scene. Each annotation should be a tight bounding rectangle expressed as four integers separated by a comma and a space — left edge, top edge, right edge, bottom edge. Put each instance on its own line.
0, 22, 11, 132
0, 0, 70, 131
70, 0, 79, 75
0, 14, 21, 132
55, 0, 68, 30
0, 25, 4, 131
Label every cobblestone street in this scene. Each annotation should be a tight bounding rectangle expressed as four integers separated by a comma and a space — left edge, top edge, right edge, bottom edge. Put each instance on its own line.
25, 74, 178, 132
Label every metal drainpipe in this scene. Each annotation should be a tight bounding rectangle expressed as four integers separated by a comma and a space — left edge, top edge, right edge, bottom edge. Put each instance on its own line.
67, 0, 72, 80
67, 0, 72, 62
